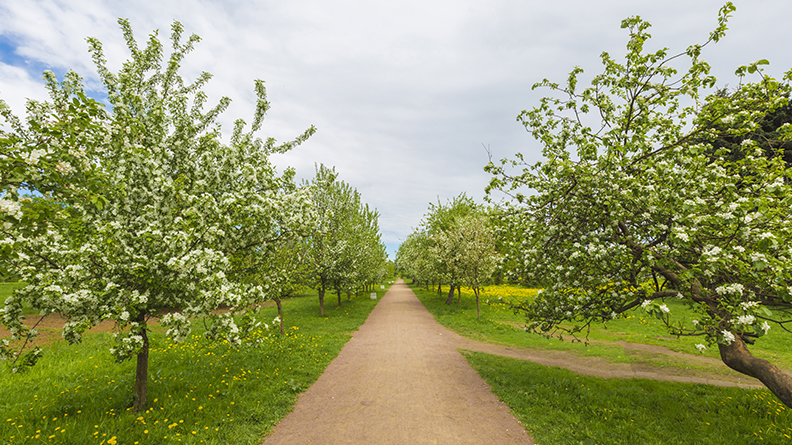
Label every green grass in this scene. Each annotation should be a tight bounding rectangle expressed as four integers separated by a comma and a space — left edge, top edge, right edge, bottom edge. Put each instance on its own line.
0, 282, 26, 298
464, 351, 792, 445
410, 283, 792, 374
1, 282, 40, 315
0, 284, 388, 444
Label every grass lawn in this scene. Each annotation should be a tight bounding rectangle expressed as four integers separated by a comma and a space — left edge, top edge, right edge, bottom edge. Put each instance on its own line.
0, 282, 26, 296
465, 351, 792, 445
0, 284, 389, 444
1, 282, 32, 313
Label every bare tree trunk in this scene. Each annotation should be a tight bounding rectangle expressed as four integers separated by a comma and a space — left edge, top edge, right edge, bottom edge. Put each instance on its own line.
438, 281, 442, 295
445, 283, 455, 305
275, 297, 284, 335
319, 286, 325, 317
133, 314, 149, 412
719, 335, 792, 408
475, 288, 480, 319
337, 289, 342, 306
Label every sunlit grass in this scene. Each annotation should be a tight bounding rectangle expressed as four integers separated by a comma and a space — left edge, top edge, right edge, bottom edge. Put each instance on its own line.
465, 351, 792, 445
0, 284, 388, 444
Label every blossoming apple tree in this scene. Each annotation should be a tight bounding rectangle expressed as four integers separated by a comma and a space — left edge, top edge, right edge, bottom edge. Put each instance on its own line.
486, 3, 792, 407
431, 213, 499, 318
303, 164, 388, 316
397, 194, 499, 313
395, 229, 433, 288
1, 19, 315, 411
424, 193, 479, 303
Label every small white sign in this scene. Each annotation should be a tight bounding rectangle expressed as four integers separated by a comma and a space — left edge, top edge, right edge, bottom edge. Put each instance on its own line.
380, 285, 385, 289
370, 293, 377, 300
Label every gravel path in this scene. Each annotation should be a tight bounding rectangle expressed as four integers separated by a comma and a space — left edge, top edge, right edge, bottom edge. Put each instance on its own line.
262, 279, 534, 444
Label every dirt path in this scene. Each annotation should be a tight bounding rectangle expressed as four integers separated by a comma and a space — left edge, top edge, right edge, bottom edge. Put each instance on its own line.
454, 336, 761, 389
0, 302, 276, 349
262, 279, 535, 444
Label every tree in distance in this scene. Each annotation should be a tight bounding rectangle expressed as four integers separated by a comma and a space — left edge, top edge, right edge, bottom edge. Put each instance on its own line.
398, 193, 499, 316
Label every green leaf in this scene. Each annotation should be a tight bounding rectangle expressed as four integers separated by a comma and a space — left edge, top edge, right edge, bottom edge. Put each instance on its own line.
758, 306, 773, 317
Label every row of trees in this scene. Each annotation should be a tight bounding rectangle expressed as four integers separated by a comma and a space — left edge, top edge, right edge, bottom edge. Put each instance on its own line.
0, 20, 388, 411
396, 194, 499, 319
303, 164, 389, 317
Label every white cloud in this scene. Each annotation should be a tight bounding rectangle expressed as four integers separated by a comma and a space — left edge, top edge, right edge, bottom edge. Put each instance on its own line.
2, 0, 791, 259
0, 63, 50, 115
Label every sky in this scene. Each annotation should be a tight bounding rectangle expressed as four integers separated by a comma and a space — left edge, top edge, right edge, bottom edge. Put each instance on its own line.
1, 0, 790, 259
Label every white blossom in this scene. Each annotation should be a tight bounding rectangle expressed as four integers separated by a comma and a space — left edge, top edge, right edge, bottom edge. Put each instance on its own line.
721, 330, 735, 345
761, 321, 771, 335
736, 315, 755, 326
715, 283, 744, 296
0, 199, 23, 219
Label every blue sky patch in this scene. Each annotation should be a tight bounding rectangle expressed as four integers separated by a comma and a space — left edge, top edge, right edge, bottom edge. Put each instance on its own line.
0, 33, 68, 81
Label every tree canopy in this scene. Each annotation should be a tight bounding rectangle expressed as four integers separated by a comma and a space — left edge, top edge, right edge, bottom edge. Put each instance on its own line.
486, 3, 792, 407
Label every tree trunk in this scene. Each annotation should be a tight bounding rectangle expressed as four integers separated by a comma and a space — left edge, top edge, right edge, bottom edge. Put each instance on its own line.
347, 290, 351, 301
719, 335, 792, 408
319, 286, 325, 317
438, 282, 442, 295
475, 288, 480, 319
275, 297, 284, 335
133, 321, 149, 412
337, 289, 342, 306
445, 283, 455, 305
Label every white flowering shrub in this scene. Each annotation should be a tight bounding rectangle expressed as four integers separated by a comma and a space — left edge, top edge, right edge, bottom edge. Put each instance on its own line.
486, 4, 792, 407
0, 19, 315, 411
